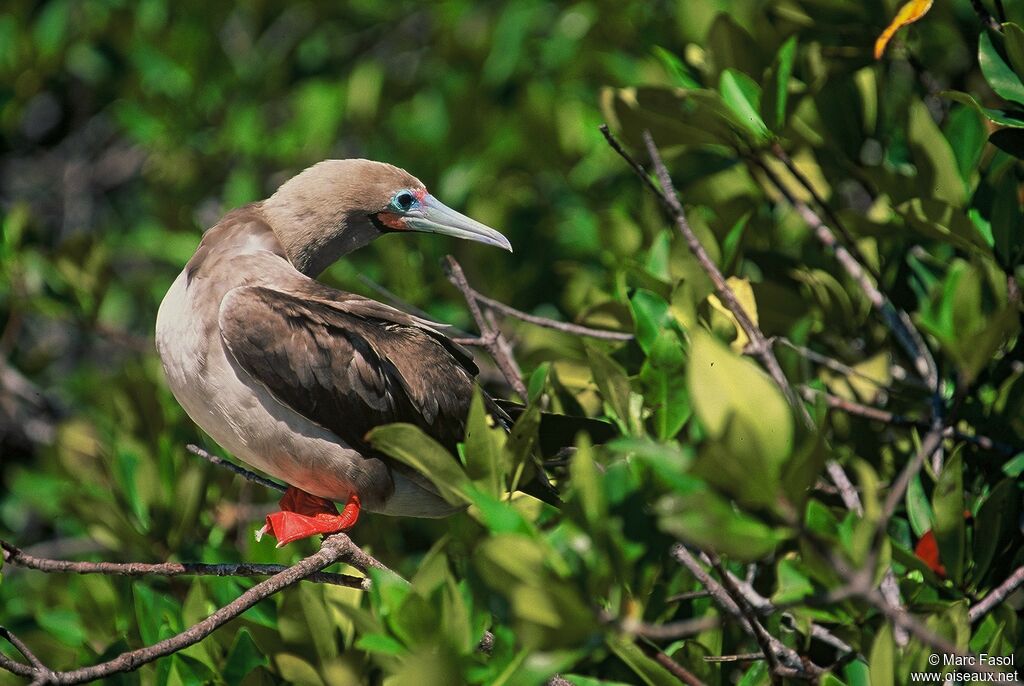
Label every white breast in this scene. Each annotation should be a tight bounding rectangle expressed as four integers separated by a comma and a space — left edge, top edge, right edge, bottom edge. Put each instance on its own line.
156, 268, 365, 503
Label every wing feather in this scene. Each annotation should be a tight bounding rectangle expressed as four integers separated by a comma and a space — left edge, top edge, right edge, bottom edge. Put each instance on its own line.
218, 285, 477, 453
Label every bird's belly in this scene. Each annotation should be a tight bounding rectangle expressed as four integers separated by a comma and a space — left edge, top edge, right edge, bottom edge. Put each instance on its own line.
156, 272, 398, 509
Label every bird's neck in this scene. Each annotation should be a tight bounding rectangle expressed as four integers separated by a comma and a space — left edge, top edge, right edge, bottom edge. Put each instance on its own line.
260, 197, 380, 277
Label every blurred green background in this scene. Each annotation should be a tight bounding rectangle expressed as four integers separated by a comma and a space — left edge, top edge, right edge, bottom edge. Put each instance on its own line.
2, 0, 1023, 684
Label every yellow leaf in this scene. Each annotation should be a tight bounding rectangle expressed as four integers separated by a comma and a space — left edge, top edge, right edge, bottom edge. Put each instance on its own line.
707, 277, 758, 352
874, 0, 934, 60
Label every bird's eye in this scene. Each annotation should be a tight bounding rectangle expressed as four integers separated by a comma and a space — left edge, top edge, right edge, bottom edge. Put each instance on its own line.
391, 190, 416, 212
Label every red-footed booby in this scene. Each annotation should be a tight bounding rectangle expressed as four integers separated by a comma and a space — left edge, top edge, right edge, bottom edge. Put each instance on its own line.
155, 159, 517, 546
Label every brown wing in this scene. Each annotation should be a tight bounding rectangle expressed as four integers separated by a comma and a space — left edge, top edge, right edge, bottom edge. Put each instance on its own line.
218, 285, 479, 453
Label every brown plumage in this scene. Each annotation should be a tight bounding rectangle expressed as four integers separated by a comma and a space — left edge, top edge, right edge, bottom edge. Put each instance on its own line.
156, 161, 516, 540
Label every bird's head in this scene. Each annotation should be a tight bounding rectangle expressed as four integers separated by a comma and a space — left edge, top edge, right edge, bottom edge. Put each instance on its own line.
262, 159, 511, 277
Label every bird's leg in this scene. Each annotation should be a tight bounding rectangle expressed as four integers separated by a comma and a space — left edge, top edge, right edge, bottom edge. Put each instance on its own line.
255, 487, 361, 548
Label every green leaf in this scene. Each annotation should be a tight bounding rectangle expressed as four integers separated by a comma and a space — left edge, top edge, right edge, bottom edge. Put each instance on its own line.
980, 31, 1024, 106
1003, 452, 1024, 477
942, 91, 1024, 128
639, 329, 690, 439
355, 632, 408, 657
606, 636, 680, 686
630, 289, 673, 354
585, 344, 634, 432
989, 127, 1024, 159
971, 479, 1019, 584
464, 390, 507, 497
657, 488, 787, 561
687, 329, 793, 488
367, 423, 469, 505
652, 46, 701, 89
907, 100, 966, 205
898, 199, 992, 256
719, 69, 770, 143
1002, 23, 1024, 78
222, 629, 268, 684
779, 431, 826, 511
944, 104, 986, 183
772, 558, 814, 604
602, 86, 759, 150
917, 259, 1020, 383
906, 472, 934, 538
762, 36, 797, 131
868, 623, 895, 686
932, 448, 965, 584
569, 434, 606, 528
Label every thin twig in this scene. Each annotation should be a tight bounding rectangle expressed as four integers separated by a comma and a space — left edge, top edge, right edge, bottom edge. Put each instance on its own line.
666, 589, 711, 603
0, 628, 53, 682
703, 653, 764, 663
769, 143, 882, 282
638, 642, 707, 686
1, 539, 368, 589
670, 546, 821, 678
471, 289, 633, 341
802, 386, 1016, 455
621, 615, 720, 641
186, 444, 286, 493
0, 533, 364, 684
443, 255, 529, 400
707, 555, 784, 684
969, 565, 1024, 623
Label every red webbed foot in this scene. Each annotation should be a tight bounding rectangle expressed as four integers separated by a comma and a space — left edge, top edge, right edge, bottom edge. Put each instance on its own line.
256, 487, 361, 547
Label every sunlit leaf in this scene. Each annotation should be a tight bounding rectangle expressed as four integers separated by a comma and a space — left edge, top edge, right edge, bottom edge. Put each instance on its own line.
980, 31, 1024, 106
874, 0, 934, 60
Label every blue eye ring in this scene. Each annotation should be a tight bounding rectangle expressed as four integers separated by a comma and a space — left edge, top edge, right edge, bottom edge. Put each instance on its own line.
391, 190, 417, 212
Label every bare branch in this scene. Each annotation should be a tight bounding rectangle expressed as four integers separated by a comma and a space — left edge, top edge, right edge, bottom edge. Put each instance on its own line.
802, 387, 1015, 455
619, 615, 720, 641
638, 642, 707, 686
703, 653, 764, 663
0, 628, 53, 682
443, 255, 529, 400
1, 539, 368, 590
470, 288, 633, 341
969, 565, 1024, 623
670, 545, 822, 678
707, 555, 785, 684
0, 533, 365, 684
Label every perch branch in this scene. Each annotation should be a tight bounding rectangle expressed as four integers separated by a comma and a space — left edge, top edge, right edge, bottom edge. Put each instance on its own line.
0, 533, 363, 684
0, 539, 368, 589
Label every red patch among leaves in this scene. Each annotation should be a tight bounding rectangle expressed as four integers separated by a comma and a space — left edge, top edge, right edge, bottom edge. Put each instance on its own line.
914, 529, 946, 577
